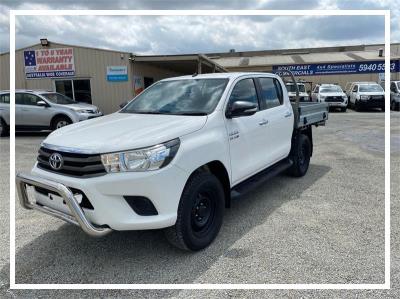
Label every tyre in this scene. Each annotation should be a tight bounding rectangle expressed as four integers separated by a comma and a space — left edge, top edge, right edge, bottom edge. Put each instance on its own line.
340, 107, 347, 112
0, 118, 9, 137
391, 101, 395, 111
164, 171, 225, 251
288, 134, 311, 177
381, 106, 385, 112
51, 116, 71, 131
354, 100, 361, 112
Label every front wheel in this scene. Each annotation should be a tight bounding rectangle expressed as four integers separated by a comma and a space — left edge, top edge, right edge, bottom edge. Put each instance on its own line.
287, 134, 311, 177
164, 172, 225, 251
51, 116, 71, 131
341, 107, 347, 112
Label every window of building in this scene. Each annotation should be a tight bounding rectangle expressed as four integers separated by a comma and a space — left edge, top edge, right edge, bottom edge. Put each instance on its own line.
54, 79, 92, 104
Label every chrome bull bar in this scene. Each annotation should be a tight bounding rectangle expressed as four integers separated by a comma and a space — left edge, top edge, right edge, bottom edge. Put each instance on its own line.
16, 173, 112, 237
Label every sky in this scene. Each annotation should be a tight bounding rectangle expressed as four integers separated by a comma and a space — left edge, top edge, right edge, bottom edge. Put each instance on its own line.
0, 0, 398, 55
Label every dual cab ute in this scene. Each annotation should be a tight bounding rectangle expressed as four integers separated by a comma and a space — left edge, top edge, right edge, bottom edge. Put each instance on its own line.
17, 73, 328, 251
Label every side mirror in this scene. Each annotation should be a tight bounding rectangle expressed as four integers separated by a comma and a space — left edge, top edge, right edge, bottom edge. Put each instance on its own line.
37, 100, 48, 107
226, 101, 257, 118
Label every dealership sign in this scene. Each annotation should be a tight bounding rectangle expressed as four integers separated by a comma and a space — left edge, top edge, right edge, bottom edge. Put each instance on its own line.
273, 60, 400, 76
24, 48, 75, 78
107, 66, 128, 81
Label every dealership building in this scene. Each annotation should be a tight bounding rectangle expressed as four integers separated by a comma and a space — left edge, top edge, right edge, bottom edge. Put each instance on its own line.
0, 40, 227, 114
0, 40, 399, 114
209, 43, 400, 91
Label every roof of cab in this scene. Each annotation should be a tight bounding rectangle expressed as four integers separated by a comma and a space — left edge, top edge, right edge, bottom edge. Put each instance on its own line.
160, 72, 277, 81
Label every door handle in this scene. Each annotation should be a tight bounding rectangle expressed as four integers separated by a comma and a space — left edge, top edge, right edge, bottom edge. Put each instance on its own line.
258, 119, 269, 126
284, 111, 292, 118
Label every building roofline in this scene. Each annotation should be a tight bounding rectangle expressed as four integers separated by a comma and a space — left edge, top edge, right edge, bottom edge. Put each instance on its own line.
206, 43, 400, 59
0, 40, 133, 56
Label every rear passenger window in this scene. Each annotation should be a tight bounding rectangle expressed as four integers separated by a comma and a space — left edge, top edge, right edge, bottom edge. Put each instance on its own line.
0, 94, 10, 104
258, 77, 283, 109
228, 78, 259, 108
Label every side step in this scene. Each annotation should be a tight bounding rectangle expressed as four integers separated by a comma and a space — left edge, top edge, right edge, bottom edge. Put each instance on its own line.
231, 158, 293, 199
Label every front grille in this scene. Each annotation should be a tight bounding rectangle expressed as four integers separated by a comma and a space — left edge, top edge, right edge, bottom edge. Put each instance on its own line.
370, 95, 384, 100
37, 147, 107, 178
325, 96, 344, 103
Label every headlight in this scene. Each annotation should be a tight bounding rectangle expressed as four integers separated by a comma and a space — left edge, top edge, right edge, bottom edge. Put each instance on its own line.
75, 109, 91, 114
101, 138, 180, 173
360, 95, 370, 100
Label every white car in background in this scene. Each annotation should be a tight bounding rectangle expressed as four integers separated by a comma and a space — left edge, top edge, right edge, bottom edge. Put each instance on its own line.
311, 84, 348, 112
390, 81, 400, 111
285, 82, 310, 102
346, 82, 385, 112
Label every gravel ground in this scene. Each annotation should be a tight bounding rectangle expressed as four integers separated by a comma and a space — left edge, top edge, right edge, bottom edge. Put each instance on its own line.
0, 110, 399, 298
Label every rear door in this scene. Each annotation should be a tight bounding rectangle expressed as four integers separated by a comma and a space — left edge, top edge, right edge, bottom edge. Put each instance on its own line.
256, 76, 293, 165
15, 93, 26, 126
0, 93, 10, 125
224, 78, 268, 185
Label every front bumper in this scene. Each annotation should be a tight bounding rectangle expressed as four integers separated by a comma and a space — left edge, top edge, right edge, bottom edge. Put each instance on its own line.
17, 163, 189, 234
359, 99, 384, 109
16, 173, 112, 237
325, 101, 347, 108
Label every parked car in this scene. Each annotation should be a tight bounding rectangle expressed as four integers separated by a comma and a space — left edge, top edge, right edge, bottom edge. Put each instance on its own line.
311, 84, 348, 112
285, 82, 310, 102
346, 82, 385, 111
0, 89, 102, 136
390, 81, 400, 111
16, 73, 328, 251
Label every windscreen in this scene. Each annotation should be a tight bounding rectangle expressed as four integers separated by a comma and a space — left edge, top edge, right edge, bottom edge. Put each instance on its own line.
121, 79, 229, 115
286, 84, 306, 93
359, 84, 384, 92
42, 93, 76, 104
320, 86, 343, 93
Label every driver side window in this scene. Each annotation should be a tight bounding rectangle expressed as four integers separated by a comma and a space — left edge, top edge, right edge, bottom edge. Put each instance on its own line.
23, 94, 43, 106
228, 78, 259, 110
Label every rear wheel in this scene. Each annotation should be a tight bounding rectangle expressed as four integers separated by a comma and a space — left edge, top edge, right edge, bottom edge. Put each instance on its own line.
341, 107, 347, 112
288, 134, 311, 177
0, 118, 9, 137
164, 172, 224, 251
51, 116, 71, 131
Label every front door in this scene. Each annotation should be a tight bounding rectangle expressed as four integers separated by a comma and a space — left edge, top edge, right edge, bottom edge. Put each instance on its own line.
224, 78, 267, 185
18, 93, 52, 127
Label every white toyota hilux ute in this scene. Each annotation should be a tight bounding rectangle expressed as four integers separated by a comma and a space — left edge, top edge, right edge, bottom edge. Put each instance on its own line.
17, 72, 328, 251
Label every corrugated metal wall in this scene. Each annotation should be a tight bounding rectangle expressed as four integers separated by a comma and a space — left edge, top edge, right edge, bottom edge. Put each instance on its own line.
0, 43, 188, 114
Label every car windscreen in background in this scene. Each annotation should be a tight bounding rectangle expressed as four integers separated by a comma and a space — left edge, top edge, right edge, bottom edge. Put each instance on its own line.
359, 85, 384, 92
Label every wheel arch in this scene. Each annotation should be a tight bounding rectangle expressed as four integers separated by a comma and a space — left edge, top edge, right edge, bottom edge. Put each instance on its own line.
187, 160, 231, 208
50, 113, 73, 128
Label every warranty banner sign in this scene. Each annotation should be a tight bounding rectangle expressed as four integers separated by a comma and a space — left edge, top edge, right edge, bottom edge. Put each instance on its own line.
24, 48, 75, 78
